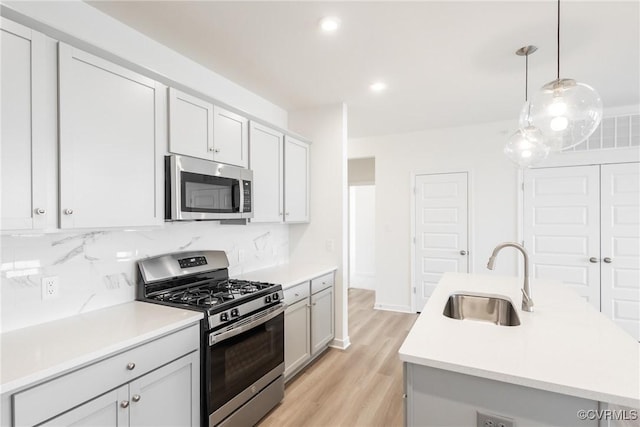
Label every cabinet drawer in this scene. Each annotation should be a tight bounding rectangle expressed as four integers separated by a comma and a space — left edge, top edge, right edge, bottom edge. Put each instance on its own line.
311, 272, 334, 294
13, 324, 199, 427
283, 282, 310, 305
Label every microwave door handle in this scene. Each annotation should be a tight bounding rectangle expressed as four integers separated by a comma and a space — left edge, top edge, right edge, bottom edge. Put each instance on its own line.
209, 303, 286, 346
238, 181, 244, 213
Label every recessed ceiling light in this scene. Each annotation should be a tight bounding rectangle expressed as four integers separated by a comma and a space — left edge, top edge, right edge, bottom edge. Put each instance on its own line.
319, 16, 340, 33
370, 82, 387, 92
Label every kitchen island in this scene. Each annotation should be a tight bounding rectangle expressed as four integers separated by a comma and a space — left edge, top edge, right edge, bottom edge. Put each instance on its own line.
399, 272, 639, 427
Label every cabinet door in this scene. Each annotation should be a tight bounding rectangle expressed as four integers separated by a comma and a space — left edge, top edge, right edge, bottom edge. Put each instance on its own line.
0, 19, 48, 230
40, 386, 128, 427
249, 121, 284, 222
168, 88, 214, 160
311, 286, 334, 355
58, 43, 164, 228
213, 105, 248, 167
601, 162, 640, 340
284, 297, 311, 380
284, 136, 310, 222
129, 352, 200, 427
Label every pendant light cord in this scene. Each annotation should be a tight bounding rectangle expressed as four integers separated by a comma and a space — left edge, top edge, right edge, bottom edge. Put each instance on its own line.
525, 53, 529, 101
556, 0, 561, 79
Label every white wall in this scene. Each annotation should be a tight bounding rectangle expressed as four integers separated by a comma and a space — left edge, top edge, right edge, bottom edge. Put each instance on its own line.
349, 186, 375, 290
288, 103, 350, 350
349, 120, 521, 312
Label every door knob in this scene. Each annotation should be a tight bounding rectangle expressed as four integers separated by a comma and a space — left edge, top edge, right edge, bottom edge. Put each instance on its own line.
603, 257, 613, 264
459, 250, 467, 256
35, 208, 46, 215
589, 257, 599, 263
64, 208, 74, 215
120, 401, 130, 409
132, 394, 141, 403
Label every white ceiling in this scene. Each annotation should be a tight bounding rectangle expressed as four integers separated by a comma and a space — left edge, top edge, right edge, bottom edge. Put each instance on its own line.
87, 1, 639, 138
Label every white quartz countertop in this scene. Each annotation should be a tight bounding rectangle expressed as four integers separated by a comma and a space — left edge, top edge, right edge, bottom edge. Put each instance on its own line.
233, 263, 338, 289
0, 302, 202, 394
399, 273, 640, 408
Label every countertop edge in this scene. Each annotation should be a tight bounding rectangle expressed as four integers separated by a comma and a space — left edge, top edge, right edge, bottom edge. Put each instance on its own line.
399, 353, 640, 408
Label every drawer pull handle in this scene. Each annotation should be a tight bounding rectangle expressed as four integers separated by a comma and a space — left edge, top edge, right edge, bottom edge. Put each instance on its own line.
132, 394, 141, 403
603, 257, 613, 263
126, 362, 136, 370
121, 400, 130, 408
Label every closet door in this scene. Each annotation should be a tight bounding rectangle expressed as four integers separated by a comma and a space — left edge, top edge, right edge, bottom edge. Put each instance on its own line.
600, 163, 640, 340
523, 166, 601, 308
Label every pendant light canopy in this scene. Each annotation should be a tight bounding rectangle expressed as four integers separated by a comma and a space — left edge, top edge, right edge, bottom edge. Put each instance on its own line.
505, 45, 550, 168
524, 0, 602, 151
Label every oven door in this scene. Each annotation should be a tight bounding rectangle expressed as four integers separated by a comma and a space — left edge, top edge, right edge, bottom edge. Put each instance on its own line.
206, 305, 284, 426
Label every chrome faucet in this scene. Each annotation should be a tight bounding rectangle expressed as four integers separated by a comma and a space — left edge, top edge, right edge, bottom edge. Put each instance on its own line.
487, 242, 534, 312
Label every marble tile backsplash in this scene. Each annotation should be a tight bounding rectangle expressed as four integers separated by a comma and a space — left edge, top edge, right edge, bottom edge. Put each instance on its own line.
0, 221, 289, 333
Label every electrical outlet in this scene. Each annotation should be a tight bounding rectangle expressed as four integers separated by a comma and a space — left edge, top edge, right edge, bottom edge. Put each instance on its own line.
325, 239, 335, 252
477, 411, 515, 427
42, 276, 59, 300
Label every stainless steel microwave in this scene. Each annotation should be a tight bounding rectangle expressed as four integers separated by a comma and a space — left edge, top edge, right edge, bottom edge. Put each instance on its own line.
165, 155, 253, 221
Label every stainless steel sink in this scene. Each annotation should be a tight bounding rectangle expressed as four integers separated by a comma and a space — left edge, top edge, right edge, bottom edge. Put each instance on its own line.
443, 293, 520, 326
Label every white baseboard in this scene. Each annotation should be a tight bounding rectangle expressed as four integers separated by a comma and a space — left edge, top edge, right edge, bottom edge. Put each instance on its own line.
329, 336, 351, 350
373, 303, 414, 314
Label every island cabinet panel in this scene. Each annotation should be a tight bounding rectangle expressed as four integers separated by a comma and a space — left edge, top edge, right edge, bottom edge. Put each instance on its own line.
404, 363, 599, 427
58, 43, 164, 229
12, 324, 200, 427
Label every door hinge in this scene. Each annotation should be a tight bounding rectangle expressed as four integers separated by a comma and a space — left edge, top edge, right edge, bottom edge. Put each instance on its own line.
521, 182, 525, 191
413, 287, 416, 294
412, 236, 416, 244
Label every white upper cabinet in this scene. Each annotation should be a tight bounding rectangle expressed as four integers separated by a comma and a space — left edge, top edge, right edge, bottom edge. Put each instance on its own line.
168, 88, 214, 159
167, 89, 248, 168
1, 19, 51, 231
284, 136, 310, 223
213, 105, 249, 167
58, 43, 164, 229
249, 122, 284, 222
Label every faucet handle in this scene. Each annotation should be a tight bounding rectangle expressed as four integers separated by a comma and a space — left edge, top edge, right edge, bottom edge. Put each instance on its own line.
521, 288, 534, 312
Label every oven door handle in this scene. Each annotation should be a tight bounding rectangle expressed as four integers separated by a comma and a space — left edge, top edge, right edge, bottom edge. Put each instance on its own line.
209, 303, 286, 346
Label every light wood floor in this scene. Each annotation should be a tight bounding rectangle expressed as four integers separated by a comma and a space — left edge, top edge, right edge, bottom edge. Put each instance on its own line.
259, 288, 418, 427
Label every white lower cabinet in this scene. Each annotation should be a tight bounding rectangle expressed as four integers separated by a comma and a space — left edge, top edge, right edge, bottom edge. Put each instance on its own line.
283, 271, 335, 381
284, 295, 311, 380
11, 325, 200, 427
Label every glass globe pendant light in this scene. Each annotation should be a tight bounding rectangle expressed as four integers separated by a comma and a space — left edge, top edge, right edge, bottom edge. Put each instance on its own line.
505, 45, 550, 168
523, 0, 602, 151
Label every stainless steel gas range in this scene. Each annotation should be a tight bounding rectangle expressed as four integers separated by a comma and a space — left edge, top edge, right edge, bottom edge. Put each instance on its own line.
137, 250, 284, 427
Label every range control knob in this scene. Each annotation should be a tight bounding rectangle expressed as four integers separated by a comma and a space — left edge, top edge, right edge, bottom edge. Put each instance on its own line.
220, 312, 228, 322
230, 308, 239, 318
265, 295, 272, 303
272, 293, 279, 301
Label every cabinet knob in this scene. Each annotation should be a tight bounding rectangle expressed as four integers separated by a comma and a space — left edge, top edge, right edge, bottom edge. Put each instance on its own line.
294, 293, 299, 297
64, 208, 74, 215
208, 147, 214, 152
285, 212, 290, 216
459, 250, 468, 256
132, 394, 141, 403
120, 401, 130, 408
214, 148, 221, 153
603, 257, 613, 264
126, 362, 136, 370
35, 208, 46, 215
312, 302, 317, 306
589, 257, 599, 263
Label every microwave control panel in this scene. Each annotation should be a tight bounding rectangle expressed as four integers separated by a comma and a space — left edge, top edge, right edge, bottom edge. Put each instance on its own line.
242, 181, 252, 212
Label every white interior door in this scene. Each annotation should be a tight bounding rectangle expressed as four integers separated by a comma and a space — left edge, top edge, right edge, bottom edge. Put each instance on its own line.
523, 166, 601, 308
414, 173, 468, 312
600, 163, 640, 340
